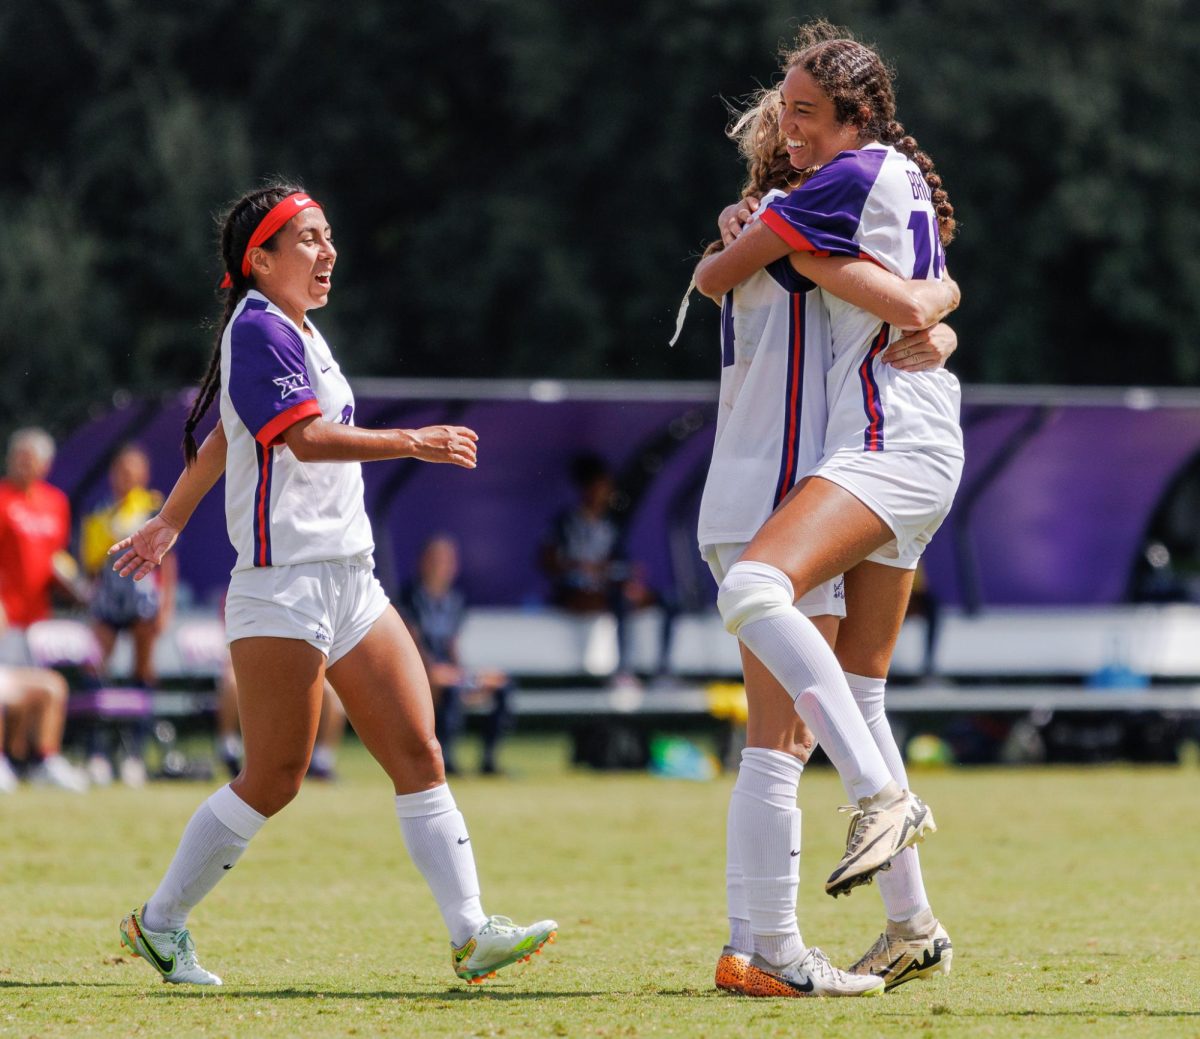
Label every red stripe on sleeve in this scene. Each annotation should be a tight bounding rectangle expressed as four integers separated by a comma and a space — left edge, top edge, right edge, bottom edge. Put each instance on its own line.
760, 209, 823, 254
256, 399, 322, 447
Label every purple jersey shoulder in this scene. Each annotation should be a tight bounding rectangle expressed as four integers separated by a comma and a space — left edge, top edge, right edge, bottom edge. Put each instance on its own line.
764, 148, 888, 257
228, 298, 317, 440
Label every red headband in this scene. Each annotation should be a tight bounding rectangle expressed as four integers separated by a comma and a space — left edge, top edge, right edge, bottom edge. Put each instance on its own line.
220, 192, 322, 288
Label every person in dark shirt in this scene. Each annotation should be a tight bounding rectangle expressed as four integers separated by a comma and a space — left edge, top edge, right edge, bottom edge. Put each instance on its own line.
397, 534, 512, 775
540, 453, 673, 684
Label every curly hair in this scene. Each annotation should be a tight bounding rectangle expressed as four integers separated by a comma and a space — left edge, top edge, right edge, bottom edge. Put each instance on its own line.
702, 90, 819, 257
182, 181, 307, 465
783, 20, 956, 247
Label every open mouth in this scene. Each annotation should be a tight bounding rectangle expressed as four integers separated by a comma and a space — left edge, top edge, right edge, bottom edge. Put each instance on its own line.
315, 272, 332, 287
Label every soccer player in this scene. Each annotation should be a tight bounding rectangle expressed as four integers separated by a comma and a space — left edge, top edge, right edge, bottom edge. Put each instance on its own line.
693, 24, 961, 996
111, 184, 556, 987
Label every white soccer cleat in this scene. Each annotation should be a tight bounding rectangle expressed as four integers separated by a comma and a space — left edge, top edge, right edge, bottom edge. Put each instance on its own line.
825, 789, 936, 898
120, 907, 223, 985
28, 754, 88, 793
743, 946, 885, 997
850, 920, 953, 991
451, 915, 558, 984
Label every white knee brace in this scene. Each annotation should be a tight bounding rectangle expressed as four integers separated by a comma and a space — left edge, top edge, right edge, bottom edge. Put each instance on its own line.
717, 561, 796, 636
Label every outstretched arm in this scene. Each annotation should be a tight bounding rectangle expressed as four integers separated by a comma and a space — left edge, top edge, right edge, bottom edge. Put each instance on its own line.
282, 420, 478, 467
110, 421, 228, 579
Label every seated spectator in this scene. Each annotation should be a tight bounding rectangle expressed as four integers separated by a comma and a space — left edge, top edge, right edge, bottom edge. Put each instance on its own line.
397, 534, 512, 775
0, 664, 88, 793
539, 453, 674, 685
79, 443, 176, 786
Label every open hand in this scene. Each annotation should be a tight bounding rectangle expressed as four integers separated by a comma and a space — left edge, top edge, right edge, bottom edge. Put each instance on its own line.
109, 514, 180, 581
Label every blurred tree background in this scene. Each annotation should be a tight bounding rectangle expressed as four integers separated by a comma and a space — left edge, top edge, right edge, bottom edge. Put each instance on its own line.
2, 0, 1199, 443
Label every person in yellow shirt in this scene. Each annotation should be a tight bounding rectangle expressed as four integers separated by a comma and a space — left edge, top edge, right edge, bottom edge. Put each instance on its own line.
80, 444, 176, 785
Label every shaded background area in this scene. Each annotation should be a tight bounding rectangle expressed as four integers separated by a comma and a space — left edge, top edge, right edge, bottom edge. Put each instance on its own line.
51, 382, 1200, 612
4, 0, 1200, 446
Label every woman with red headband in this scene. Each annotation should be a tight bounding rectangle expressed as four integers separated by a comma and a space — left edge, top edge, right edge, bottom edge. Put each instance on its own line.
111, 183, 556, 987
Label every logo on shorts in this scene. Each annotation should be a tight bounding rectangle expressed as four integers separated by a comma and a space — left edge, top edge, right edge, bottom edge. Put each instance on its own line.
834, 578, 845, 600
272, 372, 310, 399
313, 624, 331, 643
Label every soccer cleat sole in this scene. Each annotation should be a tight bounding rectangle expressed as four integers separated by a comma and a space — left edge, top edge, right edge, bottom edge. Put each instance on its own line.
742, 962, 884, 998
715, 952, 751, 994
826, 812, 937, 899
457, 929, 557, 984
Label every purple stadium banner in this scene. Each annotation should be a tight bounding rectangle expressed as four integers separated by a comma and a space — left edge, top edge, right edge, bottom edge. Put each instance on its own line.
50, 382, 1198, 611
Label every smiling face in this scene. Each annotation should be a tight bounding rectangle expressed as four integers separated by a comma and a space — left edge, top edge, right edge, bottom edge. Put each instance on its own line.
778, 65, 865, 170
249, 207, 336, 326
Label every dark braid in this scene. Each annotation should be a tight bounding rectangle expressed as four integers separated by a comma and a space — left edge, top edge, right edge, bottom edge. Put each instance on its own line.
783, 22, 957, 246
182, 181, 306, 465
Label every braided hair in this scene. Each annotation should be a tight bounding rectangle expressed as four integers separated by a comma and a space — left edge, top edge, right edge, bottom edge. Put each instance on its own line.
783, 21, 956, 246
182, 182, 307, 465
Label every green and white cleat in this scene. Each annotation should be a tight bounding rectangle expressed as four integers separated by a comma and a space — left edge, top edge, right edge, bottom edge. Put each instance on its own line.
451, 915, 558, 984
120, 906, 222, 986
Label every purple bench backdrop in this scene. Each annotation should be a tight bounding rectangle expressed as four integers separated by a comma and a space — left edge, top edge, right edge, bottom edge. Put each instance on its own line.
51, 381, 1197, 612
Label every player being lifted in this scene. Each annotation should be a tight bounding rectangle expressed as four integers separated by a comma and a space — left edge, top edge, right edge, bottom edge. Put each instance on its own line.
112, 184, 556, 987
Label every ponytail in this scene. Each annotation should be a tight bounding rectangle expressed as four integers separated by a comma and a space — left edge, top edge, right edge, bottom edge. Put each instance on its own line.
181, 181, 306, 465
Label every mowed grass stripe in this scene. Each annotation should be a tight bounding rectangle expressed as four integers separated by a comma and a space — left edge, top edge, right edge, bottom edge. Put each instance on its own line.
1, 735, 1195, 1038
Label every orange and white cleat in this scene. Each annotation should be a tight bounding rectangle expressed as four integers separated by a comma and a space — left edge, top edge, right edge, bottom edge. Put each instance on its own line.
715, 945, 753, 994
451, 915, 558, 984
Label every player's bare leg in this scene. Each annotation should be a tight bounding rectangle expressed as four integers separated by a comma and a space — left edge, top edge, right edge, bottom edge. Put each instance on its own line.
328, 606, 556, 984
724, 478, 935, 898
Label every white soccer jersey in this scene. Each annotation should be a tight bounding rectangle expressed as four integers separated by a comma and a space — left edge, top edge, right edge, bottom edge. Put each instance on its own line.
697, 192, 833, 547
219, 290, 374, 573
761, 145, 963, 459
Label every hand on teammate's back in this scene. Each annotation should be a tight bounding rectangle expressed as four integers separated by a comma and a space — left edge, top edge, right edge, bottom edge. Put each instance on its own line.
718, 196, 761, 246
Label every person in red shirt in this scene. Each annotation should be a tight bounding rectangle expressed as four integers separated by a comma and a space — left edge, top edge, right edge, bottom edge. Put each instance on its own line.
0, 428, 71, 629
0, 428, 87, 792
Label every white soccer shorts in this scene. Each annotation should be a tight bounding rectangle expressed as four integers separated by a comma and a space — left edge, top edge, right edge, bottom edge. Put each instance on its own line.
812, 447, 963, 570
224, 552, 389, 666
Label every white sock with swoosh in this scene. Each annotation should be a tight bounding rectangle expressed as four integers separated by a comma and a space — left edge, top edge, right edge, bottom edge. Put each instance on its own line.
730, 747, 806, 966
395, 784, 487, 946
143, 784, 266, 932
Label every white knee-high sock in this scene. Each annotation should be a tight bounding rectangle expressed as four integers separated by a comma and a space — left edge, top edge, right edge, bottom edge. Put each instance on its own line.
730, 747, 806, 966
725, 796, 751, 953
845, 671, 930, 923
395, 784, 488, 946
722, 562, 894, 801
143, 784, 266, 932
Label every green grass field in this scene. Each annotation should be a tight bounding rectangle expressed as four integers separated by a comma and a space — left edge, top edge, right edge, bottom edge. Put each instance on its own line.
2, 735, 1196, 1038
